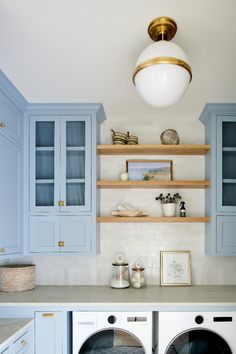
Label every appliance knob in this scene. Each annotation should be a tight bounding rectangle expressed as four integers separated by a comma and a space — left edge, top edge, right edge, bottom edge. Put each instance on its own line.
108, 315, 116, 324
195, 315, 204, 324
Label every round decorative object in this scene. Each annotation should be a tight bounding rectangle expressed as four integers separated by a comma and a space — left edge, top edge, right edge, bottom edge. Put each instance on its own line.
160, 129, 180, 145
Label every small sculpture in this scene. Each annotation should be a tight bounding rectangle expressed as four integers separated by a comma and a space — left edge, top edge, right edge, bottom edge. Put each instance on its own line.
160, 129, 180, 145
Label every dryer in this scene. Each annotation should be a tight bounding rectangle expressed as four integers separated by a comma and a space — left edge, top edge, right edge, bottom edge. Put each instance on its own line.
73, 311, 153, 353
158, 311, 236, 354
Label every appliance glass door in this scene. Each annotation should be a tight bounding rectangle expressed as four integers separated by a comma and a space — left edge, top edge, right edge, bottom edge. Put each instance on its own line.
166, 329, 231, 354
79, 329, 145, 353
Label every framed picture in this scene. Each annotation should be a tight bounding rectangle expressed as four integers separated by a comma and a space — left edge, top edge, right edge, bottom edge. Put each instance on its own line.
126, 159, 173, 181
160, 250, 191, 286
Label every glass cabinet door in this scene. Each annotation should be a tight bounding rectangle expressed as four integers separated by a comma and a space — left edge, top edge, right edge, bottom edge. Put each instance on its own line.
217, 117, 236, 211
60, 116, 91, 211
30, 118, 60, 212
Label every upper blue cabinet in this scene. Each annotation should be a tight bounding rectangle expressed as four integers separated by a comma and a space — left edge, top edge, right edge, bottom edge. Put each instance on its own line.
200, 104, 236, 255
25, 104, 106, 255
29, 115, 91, 212
0, 71, 26, 145
0, 70, 27, 258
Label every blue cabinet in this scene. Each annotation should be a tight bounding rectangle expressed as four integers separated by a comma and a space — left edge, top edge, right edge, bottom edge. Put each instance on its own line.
25, 104, 105, 255
0, 135, 22, 256
200, 103, 236, 255
30, 215, 91, 253
0, 71, 26, 145
0, 71, 26, 258
35, 312, 63, 354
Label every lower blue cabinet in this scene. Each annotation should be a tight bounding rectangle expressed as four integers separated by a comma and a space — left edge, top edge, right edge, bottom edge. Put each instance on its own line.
217, 216, 236, 254
13, 331, 30, 354
35, 312, 63, 354
30, 215, 91, 254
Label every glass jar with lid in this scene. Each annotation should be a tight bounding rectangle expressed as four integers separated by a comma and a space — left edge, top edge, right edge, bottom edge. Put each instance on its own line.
130, 267, 146, 289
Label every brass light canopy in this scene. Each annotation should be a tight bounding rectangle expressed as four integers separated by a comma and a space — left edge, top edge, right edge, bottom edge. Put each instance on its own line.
148, 17, 177, 41
133, 16, 192, 108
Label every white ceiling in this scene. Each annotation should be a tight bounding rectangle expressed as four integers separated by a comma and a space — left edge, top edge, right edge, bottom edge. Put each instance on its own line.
0, 0, 236, 121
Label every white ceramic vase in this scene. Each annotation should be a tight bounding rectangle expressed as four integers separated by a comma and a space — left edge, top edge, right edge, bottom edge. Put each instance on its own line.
161, 203, 176, 217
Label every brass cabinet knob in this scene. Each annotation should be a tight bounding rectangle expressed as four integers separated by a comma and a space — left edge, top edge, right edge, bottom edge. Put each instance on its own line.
58, 200, 64, 206
21, 340, 27, 346
0, 248, 5, 253
0, 122, 5, 128
58, 241, 64, 247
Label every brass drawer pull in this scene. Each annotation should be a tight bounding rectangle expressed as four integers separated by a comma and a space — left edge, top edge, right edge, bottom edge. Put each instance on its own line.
0, 248, 5, 253
21, 340, 27, 346
58, 241, 64, 247
58, 200, 64, 206
0, 122, 5, 128
42, 313, 55, 317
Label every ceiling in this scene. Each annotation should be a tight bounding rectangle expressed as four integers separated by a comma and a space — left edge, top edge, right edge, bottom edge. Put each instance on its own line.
0, 0, 236, 121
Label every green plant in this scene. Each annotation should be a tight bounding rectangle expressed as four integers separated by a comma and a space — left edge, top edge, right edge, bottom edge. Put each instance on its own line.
155, 193, 181, 204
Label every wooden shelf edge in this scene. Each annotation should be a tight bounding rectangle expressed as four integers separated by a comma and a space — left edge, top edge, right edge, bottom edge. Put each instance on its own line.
97, 144, 210, 155
97, 216, 210, 223
97, 180, 210, 189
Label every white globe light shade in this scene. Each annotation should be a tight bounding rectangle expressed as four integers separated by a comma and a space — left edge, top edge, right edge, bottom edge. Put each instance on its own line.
134, 41, 191, 107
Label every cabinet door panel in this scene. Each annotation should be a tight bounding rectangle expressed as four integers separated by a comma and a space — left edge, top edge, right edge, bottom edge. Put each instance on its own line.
0, 135, 21, 255
35, 312, 63, 354
60, 216, 91, 253
60, 117, 91, 212
0, 347, 10, 354
30, 117, 60, 212
217, 216, 236, 254
0, 90, 22, 144
217, 117, 236, 212
30, 216, 59, 252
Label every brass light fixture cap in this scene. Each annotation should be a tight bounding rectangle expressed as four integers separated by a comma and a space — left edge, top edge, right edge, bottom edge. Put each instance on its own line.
148, 17, 177, 41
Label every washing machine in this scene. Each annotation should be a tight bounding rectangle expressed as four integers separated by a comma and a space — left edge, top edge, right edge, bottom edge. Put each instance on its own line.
158, 311, 236, 354
73, 311, 153, 353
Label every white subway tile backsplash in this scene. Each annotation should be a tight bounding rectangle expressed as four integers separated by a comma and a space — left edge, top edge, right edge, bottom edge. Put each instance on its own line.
17, 118, 236, 286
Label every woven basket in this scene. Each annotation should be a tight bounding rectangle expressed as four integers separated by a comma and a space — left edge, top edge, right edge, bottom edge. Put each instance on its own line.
0, 264, 36, 292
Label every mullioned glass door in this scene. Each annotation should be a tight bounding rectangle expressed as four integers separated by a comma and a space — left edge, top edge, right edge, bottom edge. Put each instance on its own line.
217, 117, 236, 212
60, 116, 91, 212
30, 117, 60, 212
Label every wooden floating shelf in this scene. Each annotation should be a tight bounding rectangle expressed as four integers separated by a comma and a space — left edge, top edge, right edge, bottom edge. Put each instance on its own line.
97, 216, 210, 223
97, 180, 210, 189
97, 144, 210, 155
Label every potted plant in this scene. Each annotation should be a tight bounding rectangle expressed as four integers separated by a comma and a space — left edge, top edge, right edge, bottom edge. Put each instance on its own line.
155, 193, 182, 217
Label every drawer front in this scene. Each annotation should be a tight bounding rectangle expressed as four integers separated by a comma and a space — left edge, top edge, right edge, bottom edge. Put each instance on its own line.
13, 331, 30, 353
0, 347, 11, 354
0, 90, 22, 144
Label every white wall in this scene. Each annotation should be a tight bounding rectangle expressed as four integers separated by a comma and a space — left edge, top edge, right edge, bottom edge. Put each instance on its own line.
17, 115, 236, 286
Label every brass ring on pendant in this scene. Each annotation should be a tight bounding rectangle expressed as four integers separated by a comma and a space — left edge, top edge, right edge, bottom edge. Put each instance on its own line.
132, 57, 192, 85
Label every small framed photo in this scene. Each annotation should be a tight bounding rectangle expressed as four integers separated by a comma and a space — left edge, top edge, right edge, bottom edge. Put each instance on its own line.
126, 159, 173, 181
160, 250, 192, 286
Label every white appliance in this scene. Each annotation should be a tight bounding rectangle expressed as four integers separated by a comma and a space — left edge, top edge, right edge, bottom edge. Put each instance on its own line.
158, 311, 236, 354
73, 311, 153, 353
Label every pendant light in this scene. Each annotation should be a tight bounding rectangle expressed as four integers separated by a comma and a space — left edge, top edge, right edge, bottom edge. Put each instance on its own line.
133, 17, 192, 108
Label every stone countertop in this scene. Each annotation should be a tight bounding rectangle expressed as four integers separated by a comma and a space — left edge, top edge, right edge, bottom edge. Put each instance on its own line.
0, 318, 33, 350
0, 285, 236, 309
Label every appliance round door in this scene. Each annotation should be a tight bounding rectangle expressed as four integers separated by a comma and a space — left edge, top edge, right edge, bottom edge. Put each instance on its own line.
165, 329, 232, 354
78, 328, 145, 353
